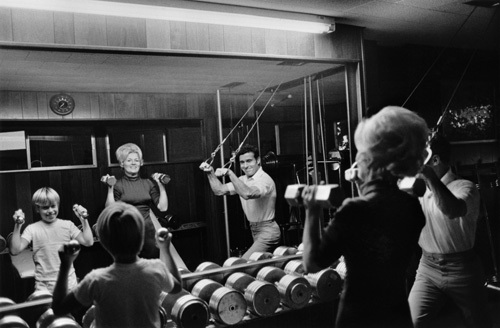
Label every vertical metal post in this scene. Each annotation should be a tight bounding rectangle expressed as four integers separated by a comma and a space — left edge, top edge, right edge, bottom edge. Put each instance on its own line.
216, 89, 231, 258
274, 125, 281, 155
26, 133, 32, 169
309, 77, 324, 232
308, 76, 318, 185
316, 79, 329, 184
256, 110, 261, 158
303, 78, 309, 185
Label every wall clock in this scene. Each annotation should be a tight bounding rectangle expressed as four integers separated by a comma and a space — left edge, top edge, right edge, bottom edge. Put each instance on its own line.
49, 94, 75, 116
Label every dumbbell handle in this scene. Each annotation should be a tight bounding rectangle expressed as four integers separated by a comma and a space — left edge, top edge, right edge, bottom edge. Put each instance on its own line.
73, 204, 88, 218
153, 173, 170, 185
102, 175, 116, 187
14, 209, 25, 224
157, 228, 169, 241
64, 240, 81, 254
285, 184, 341, 208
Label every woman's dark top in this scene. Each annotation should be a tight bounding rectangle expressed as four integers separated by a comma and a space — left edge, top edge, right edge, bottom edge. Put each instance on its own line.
113, 174, 161, 258
317, 179, 425, 328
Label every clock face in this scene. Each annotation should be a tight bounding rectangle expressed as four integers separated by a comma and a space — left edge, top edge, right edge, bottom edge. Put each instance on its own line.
49, 94, 75, 116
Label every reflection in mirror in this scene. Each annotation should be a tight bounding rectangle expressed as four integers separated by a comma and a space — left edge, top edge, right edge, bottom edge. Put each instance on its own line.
216, 63, 351, 252
0, 127, 96, 171
0, 47, 358, 291
29, 134, 94, 168
0, 131, 28, 171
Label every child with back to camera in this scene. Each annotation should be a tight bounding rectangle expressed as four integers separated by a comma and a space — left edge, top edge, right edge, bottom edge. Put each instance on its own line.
52, 202, 182, 328
9, 187, 94, 293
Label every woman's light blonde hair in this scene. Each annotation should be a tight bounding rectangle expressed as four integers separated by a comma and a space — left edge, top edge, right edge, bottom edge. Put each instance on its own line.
354, 106, 429, 179
115, 143, 143, 164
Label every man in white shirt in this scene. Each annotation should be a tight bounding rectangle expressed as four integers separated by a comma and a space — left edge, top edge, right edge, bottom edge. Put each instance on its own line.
200, 144, 281, 259
408, 134, 491, 328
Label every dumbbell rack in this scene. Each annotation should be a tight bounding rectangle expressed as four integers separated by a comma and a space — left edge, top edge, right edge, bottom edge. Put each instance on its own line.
0, 298, 52, 328
0, 254, 341, 327
181, 254, 303, 289
179, 254, 340, 327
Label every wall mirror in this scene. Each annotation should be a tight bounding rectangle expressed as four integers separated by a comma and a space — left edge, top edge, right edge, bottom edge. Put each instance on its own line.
0, 46, 353, 181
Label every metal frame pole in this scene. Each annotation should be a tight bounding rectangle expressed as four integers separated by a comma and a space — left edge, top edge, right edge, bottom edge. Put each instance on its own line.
216, 89, 231, 258
308, 76, 318, 185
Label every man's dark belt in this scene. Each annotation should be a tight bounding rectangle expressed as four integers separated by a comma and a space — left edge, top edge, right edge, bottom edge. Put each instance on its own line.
249, 219, 275, 226
422, 249, 475, 261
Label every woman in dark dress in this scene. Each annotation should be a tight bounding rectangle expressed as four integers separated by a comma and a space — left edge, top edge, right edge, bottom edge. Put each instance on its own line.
302, 106, 429, 328
103, 143, 168, 259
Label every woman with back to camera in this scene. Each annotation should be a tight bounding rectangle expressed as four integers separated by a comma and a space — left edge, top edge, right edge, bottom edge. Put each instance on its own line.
101, 143, 168, 259
302, 106, 430, 328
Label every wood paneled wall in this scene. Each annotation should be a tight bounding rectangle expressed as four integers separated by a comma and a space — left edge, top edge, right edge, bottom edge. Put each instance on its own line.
0, 8, 362, 61
0, 91, 211, 119
0, 91, 261, 121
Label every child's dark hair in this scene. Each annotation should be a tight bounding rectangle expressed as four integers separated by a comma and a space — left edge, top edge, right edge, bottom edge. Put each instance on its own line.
96, 202, 144, 257
237, 144, 259, 160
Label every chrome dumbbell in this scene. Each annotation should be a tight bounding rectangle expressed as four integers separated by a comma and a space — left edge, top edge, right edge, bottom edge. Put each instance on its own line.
285, 184, 343, 208
14, 209, 25, 225
152, 173, 170, 184
73, 204, 89, 218
157, 227, 169, 241
284, 184, 306, 207
398, 177, 426, 197
64, 240, 81, 254
101, 175, 117, 187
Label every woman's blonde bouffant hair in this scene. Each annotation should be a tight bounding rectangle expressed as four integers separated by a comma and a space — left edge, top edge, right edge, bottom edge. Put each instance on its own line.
354, 106, 429, 178
115, 143, 143, 164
